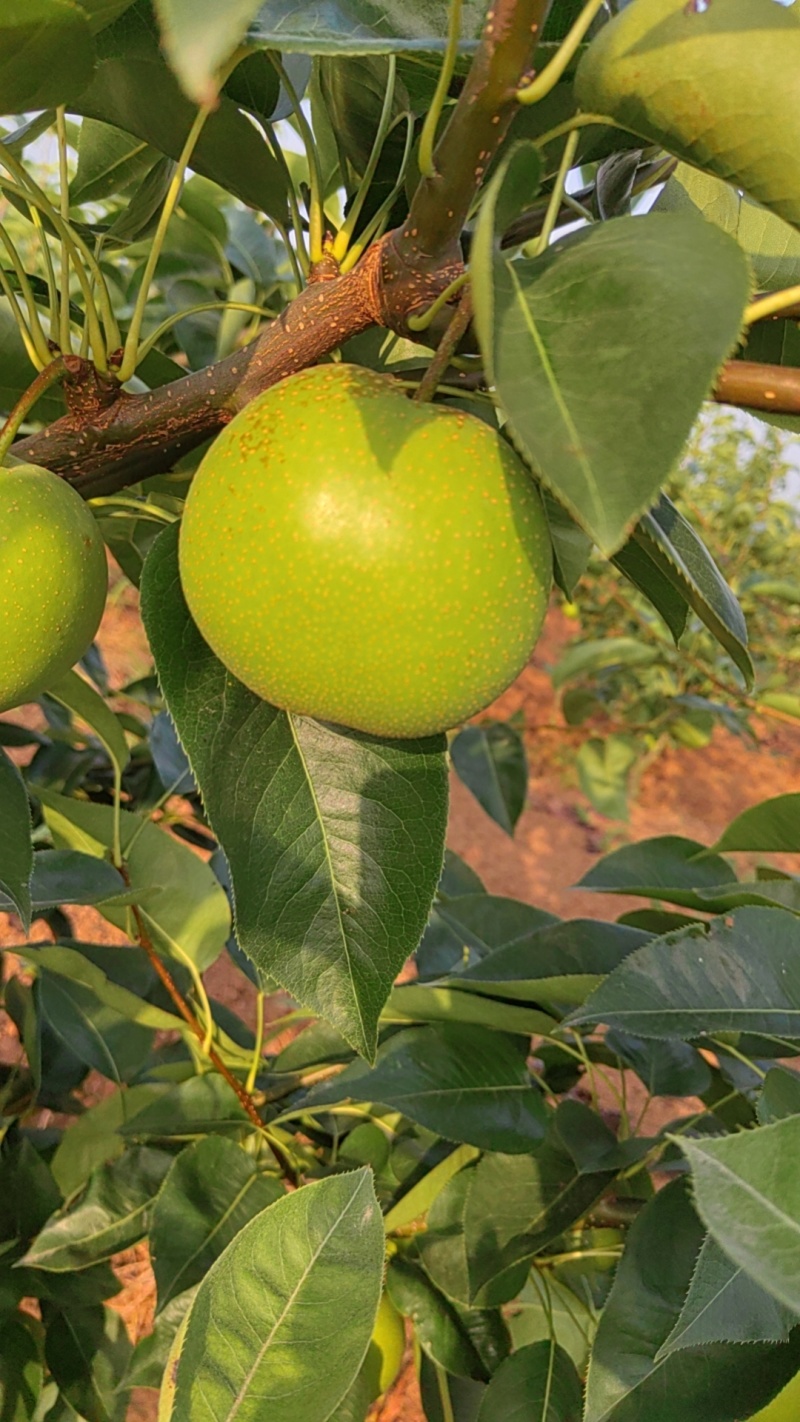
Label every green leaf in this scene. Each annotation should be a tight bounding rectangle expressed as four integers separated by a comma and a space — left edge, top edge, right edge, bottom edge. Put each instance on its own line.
576, 834, 737, 911
150, 1136, 283, 1309
36, 968, 153, 1083
576, 736, 638, 821
605, 1030, 711, 1098
387, 983, 558, 1038
543, 493, 592, 600
759, 1068, 800, 1126
550, 638, 660, 690
76, 0, 138, 36
23, 1147, 171, 1272
611, 536, 689, 644
570, 907, 800, 1041
0, 746, 32, 928
584, 1179, 800, 1422
681, 1117, 800, 1314
140, 524, 448, 1060
154, 0, 265, 104
417, 1164, 529, 1309
416, 892, 558, 980
632, 495, 752, 687
386, 1257, 483, 1380
118, 1074, 251, 1139
44, 1305, 130, 1422
508, 1274, 595, 1375
710, 794, 800, 855
0, 1316, 43, 1422
244, 1, 488, 54
657, 164, 800, 293
473, 154, 750, 554
170, 1170, 383, 1422
47, 670, 130, 780
16, 943, 189, 1037
73, 8, 288, 221
49, 1083, 168, 1196
476, 1342, 583, 1422
0, 850, 136, 915
449, 723, 527, 836
0, 0, 95, 114
446, 919, 650, 1011
575, 0, 800, 229
121, 1290, 196, 1390
38, 789, 231, 973
70, 117, 155, 205
464, 1101, 624, 1299
656, 1235, 799, 1359
305, 1023, 549, 1153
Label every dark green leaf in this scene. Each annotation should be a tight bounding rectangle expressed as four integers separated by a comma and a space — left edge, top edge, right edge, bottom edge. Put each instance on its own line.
476, 1341, 583, 1422
417, 1164, 529, 1309
543, 492, 592, 600
47, 669, 130, 781
570, 907, 800, 1041
150, 1136, 283, 1309
0, 746, 32, 928
70, 116, 155, 204
584, 1179, 800, 1422
449, 723, 527, 836
550, 637, 659, 690
416, 893, 558, 980
605, 1030, 712, 1097
418, 1354, 486, 1422
657, 163, 800, 293
304, 1023, 549, 1153
171, 1170, 383, 1422
575, 0, 800, 229
49, 1083, 168, 1196
117, 1074, 251, 1139
121, 1289, 196, 1390
611, 536, 689, 643
44, 1306, 130, 1422
0, 850, 133, 916
448, 919, 650, 1011
387, 1257, 482, 1380
0, 299, 65, 421
633, 496, 752, 686
473, 155, 750, 554
140, 524, 448, 1060
576, 835, 736, 910
0, 1316, 42, 1422
464, 1101, 624, 1299
23, 1147, 171, 1271
656, 1236, 799, 1358
37, 969, 153, 1083
0, 0, 95, 114
681, 1117, 800, 1314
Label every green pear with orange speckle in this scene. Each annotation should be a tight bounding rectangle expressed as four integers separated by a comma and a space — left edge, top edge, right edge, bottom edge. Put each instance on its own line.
179, 364, 551, 739
0, 463, 108, 713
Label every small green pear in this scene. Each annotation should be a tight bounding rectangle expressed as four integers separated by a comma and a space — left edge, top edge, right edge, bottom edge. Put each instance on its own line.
179, 364, 551, 739
0, 463, 107, 712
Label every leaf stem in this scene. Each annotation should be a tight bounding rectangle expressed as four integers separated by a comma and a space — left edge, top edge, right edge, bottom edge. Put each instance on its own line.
518, 0, 608, 104
0, 356, 68, 464
135, 300, 278, 365
0, 264, 41, 370
246, 990, 266, 1095
0, 223, 51, 366
407, 270, 469, 331
333, 56, 398, 264
745, 284, 800, 325
419, 0, 463, 178
269, 55, 326, 266
435, 1366, 456, 1422
529, 128, 581, 257
55, 108, 72, 356
338, 113, 414, 274
118, 104, 213, 382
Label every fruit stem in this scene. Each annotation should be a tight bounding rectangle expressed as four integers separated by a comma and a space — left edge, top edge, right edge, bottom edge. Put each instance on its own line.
418, 0, 463, 179
407, 270, 469, 331
332, 55, 398, 265
413, 286, 473, 403
0, 356, 69, 465
517, 0, 608, 105
529, 127, 581, 258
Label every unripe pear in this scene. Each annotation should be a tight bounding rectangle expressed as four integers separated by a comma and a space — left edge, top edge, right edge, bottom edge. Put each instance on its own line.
179, 364, 551, 739
0, 463, 107, 712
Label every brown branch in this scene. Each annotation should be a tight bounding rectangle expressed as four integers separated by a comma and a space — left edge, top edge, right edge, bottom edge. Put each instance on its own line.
12, 0, 551, 497
713, 360, 800, 416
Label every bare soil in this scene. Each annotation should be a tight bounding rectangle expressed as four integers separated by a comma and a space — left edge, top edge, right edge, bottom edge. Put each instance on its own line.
2, 572, 799, 1422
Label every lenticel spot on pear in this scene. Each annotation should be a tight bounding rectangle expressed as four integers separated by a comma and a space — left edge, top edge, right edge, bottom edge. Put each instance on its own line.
178, 363, 552, 739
